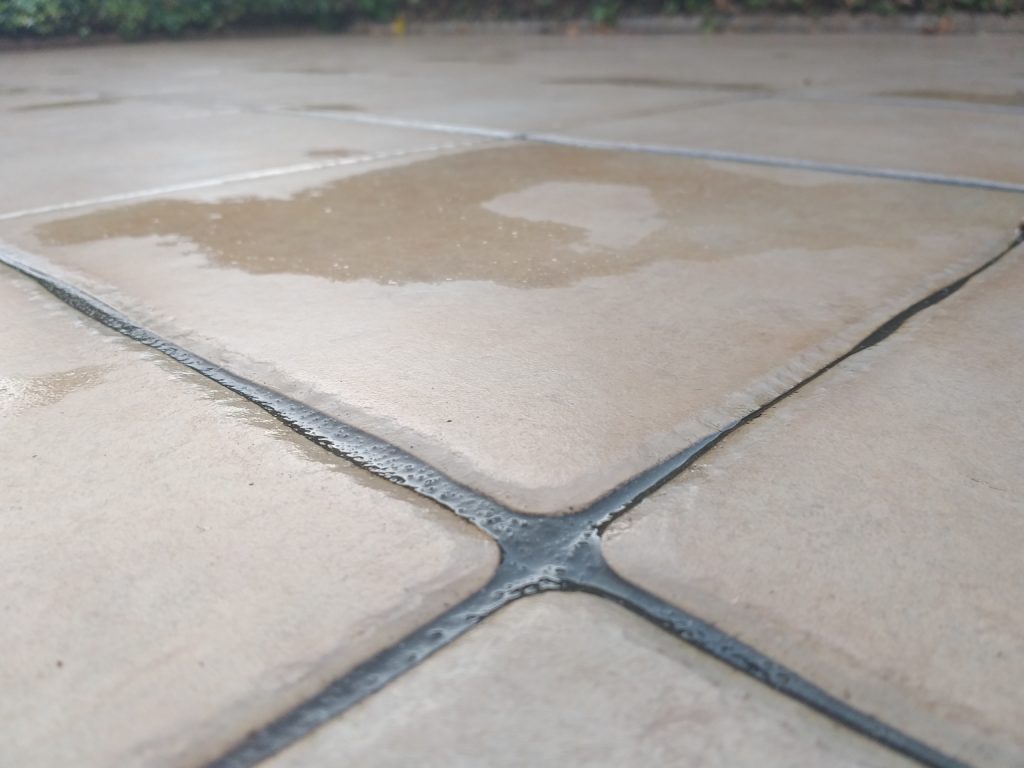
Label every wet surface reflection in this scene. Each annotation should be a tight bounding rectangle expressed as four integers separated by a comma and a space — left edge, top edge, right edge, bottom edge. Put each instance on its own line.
37, 144, 930, 288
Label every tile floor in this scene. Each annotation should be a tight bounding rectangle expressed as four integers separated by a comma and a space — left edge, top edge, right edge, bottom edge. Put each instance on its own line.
1, 32, 1022, 768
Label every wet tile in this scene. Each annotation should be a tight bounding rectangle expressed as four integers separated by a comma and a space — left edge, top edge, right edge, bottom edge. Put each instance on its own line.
0, 271, 498, 767
603, 248, 1024, 766
571, 97, 1024, 185
0, 99, 466, 216
6, 35, 1019, 110
292, 77, 729, 133
2, 143, 1019, 514
267, 592, 911, 768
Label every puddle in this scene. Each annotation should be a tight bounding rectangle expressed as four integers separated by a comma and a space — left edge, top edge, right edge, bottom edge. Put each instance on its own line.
14, 96, 119, 112
301, 103, 362, 112
306, 148, 357, 158
424, 51, 520, 65
549, 76, 771, 93
878, 89, 1024, 108
37, 144, 930, 289
0, 365, 108, 415
483, 182, 663, 250
282, 66, 349, 75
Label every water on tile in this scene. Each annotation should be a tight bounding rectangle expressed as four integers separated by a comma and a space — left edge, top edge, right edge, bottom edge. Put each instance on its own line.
14, 96, 119, 112
301, 103, 362, 112
36, 144, 943, 289
0, 365, 108, 416
878, 89, 1024, 108
305, 148, 357, 158
549, 76, 771, 92
144, 356, 425, 505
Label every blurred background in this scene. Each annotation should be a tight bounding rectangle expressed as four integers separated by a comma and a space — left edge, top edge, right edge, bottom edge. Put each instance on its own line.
2, 0, 1021, 42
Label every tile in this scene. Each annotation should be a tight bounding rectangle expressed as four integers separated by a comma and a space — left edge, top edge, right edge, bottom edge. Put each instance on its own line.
0, 37, 735, 136
267, 592, 911, 768
3, 143, 1019, 514
6, 35, 1020, 109
0, 271, 498, 767
0, 98, 462, 216
603, 249, 1024, 766
570, 97, 1024, 185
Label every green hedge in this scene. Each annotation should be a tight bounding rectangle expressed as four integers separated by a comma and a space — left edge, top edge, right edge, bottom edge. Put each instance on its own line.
1, 0, 1019, 40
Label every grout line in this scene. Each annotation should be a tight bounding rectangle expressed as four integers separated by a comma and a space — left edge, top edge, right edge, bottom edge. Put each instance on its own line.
583, 564, 969, 768
278, 108, 1024, 194
0, 141, 481, 223
0, 248, 514, 539
205, 563, 538, 768
3, 232, 1018, 768
781, 92, 1024, 118
279, 109, 527, 140
580, 229, 1024, 530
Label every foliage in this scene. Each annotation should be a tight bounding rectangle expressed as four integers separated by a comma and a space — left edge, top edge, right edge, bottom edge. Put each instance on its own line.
0, 0, 1019, 40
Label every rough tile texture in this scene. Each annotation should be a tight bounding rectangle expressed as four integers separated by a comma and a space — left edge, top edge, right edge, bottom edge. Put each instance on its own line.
267, 593, 912, 768
604, 249, 1024, 767
0, 272, 498, 768
574, 97, 1024, 185
3, 143, 1018, 513
0, 99, 463, 216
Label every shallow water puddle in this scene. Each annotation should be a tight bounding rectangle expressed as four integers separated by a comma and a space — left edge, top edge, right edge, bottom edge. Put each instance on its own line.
878, 89, 1024, 108
37, 144, 937, 289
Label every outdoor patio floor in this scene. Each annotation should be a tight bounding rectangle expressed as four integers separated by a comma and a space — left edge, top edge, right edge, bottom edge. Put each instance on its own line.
1, 32, 1022, 768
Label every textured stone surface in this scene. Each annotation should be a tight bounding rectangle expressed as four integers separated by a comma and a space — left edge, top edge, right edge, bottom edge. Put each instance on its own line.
0, 98, 464, 217
268, 593, 912, 768
0, 271, 498, 768
3, 32, 1022, 767
573, 97, 1024, 185
3, 143, 1018, 514
604, 248, 1024, 767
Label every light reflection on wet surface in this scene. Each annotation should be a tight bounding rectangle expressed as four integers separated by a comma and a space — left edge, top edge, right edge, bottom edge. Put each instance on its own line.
0, 365, 109, 415
549, 76, 772, 93
878, 89, 1024, 108
35, 144, 929, 289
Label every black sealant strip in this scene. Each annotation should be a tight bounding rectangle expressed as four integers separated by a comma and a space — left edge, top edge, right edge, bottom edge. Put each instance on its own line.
580, 562, 967, 768
579, 229, 1024, 531
0, 251, 517, 541
3, 234, 1019, 768
206, 563, 553, 768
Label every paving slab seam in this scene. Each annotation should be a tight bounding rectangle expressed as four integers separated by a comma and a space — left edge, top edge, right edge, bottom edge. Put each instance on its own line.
3, 232, 1020, 768
782, 92, 1024, 117
0, 140, 486, 223
277, 108, 1024, 194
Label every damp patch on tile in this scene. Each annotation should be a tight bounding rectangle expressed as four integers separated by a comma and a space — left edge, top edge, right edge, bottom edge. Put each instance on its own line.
877, 89, 1024, 108
33, 144, 954, 289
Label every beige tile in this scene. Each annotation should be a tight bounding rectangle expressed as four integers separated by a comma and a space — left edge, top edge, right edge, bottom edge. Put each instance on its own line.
572, 97, 1024, 185
267, 592, 911, 768
0, 37, 732, 136
0, 99, 464, 217
0, 271, 498, 767
3, 143, 1019, 514
604, 248, 1024, 766
5, 35, 1020, 109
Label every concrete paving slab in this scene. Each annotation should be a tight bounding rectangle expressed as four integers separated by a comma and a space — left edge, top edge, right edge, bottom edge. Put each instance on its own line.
569, 96, 1024, 186
0, 270, 498, 767
603, 247, 1024, 767
0, 98, 464, 217
266, 592, 913, 768
0, 37, 734, 134
2, 143, 1018, 514
4, 35, 1020, 107
3, 31, 1023, 767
